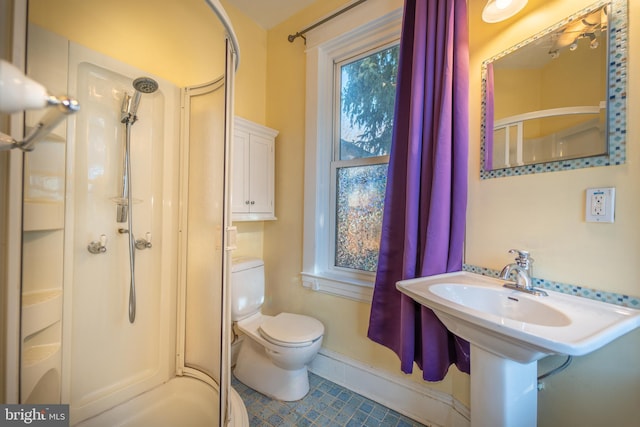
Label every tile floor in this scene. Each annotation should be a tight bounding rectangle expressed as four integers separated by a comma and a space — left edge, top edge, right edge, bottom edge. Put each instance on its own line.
232, 373, 427, 427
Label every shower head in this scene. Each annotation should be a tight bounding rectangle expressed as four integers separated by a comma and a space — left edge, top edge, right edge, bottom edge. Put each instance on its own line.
122, 77, 159, 124
133, 77, 159, 94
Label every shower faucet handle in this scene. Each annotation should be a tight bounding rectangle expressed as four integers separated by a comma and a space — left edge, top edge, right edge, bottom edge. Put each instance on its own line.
87, 234, 108, 254
135, 232, 152, 250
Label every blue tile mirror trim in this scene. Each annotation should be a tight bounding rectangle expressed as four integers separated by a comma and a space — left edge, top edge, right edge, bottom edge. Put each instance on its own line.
463, 264, 639, 309
480, 0, 628, 179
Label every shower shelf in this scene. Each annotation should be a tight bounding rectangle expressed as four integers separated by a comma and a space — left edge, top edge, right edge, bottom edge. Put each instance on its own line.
109, 196, 143, 205
23, 200, 64, 231
23, 343, 60, 367
21, 342, 61, 402
22, 289, 63, 338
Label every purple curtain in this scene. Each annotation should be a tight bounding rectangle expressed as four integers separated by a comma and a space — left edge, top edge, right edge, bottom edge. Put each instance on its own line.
484, 62, 495, 171
367, 0, 470, 381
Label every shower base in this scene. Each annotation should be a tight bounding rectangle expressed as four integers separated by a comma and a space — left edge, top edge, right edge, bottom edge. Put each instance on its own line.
75, 377, 248, 427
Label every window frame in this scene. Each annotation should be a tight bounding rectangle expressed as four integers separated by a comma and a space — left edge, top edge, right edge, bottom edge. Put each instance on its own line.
302, 5, 402, 303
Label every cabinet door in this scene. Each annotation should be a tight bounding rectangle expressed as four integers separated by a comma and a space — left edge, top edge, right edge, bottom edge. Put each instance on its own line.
231, 129, 250, 214
248, 134, 273, 214
232, 117, 278, 221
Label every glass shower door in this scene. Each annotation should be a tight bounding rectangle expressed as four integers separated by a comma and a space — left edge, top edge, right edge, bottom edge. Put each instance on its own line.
180, 39, 235, 425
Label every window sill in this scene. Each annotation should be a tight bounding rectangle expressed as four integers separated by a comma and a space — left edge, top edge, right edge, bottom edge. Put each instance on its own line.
300, 272, 373, 303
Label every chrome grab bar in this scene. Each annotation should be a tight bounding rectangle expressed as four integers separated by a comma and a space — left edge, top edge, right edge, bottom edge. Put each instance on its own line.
0, 95, 80, 152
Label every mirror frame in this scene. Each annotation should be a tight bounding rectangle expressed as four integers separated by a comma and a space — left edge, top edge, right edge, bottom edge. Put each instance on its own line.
480, 0, 627, 179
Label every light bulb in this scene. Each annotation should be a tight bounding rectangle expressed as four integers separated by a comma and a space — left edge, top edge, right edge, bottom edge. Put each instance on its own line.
482, 0, 528, 23
0, 60, 49, 113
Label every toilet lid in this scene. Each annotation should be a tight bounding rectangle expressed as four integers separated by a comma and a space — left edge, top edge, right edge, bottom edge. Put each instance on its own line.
259, 313, 324, 344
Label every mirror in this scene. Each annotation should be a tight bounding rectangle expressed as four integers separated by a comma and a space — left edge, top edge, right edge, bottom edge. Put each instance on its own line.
481, 0, 628, 179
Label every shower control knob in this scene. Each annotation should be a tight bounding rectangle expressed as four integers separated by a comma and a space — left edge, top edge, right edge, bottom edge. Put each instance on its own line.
87, 234, 108, 254
135, 232, 152, 250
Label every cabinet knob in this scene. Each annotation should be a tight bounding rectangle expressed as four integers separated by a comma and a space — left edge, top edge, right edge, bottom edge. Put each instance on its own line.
245, 200, 250, 205
250, 201, 255, 205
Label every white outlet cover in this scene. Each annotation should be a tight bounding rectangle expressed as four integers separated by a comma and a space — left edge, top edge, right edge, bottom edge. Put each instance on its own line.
586, 187, 615, 223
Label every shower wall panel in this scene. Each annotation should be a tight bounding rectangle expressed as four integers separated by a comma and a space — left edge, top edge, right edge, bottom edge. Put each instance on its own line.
63, 42, 180, 424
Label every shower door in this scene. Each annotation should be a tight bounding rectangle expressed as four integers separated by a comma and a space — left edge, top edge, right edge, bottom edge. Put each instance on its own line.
180, 76, 225, 382
179, 38, 235, 425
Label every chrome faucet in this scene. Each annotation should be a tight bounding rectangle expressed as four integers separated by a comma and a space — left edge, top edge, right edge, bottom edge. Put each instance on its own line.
500, 249, 548, 296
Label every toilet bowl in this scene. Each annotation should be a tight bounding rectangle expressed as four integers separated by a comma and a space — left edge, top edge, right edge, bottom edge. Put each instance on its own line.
231, 258, 324, 401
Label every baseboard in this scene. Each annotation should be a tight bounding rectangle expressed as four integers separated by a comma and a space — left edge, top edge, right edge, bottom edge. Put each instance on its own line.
308, 348, 470, 427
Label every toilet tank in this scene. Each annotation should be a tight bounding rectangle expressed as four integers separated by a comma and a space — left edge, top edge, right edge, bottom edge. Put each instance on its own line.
231, 257, 265, 321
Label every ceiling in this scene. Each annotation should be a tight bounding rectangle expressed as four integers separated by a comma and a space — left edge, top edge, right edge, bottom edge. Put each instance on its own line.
225, 0, 317, 29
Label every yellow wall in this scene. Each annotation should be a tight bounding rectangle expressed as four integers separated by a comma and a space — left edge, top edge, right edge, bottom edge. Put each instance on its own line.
219, 0, 268, 124
261, 0, 468, 407
29, 0, 226, 86
468, 0, 640, 425
261, 0, 639, 425
468, 0, 639, 292
28, 0, 267, 121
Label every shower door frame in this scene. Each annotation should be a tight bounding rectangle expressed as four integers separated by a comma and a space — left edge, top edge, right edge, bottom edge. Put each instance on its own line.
175, 38, 236, 425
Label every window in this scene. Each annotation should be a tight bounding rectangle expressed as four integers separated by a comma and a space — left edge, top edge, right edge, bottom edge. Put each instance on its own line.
333, 44, 398, 273
302, 6, 402, 302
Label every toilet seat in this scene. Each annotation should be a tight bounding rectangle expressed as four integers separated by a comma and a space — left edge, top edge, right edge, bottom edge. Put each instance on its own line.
259, 313, 324, 348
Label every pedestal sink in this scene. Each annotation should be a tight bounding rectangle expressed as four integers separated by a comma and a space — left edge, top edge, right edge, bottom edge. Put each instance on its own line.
396, 271, 640, 427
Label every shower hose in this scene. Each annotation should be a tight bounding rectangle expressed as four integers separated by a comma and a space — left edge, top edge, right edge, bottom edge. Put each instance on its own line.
125, 122, 136, 324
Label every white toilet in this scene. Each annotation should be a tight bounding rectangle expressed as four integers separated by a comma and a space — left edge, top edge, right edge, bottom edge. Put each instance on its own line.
231, 257, 325, 401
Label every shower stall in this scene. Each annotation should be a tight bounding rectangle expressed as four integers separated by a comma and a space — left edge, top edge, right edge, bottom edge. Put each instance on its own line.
8, 0, 245, 425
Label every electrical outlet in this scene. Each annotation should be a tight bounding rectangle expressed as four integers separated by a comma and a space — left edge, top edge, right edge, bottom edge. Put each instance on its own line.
586, 188, 615, 223
591, 193, 605, 216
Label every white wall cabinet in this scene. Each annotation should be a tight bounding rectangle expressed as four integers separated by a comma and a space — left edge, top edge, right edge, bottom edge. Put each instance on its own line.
232, 117, 278, 221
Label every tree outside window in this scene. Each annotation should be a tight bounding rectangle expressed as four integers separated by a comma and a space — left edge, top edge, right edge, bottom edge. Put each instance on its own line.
334, 44, 399, 273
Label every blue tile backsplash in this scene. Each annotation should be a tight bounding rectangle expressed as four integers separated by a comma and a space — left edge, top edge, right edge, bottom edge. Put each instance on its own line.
463, 264, 639, 309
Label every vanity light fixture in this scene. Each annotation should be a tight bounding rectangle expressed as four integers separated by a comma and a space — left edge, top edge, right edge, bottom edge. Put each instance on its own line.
549, 30, 601, 59
482, 0, 528, 23
547, 8, 606, 58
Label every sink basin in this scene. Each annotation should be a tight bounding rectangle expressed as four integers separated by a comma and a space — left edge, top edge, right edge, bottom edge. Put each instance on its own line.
397, 271, 640, 363
429, 283, 571, 327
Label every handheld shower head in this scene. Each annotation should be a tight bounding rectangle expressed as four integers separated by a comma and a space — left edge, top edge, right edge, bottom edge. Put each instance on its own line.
133, 77, 159, 94
121, 77, 159, 124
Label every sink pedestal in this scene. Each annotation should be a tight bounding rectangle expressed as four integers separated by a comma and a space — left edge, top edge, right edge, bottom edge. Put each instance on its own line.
471, 344, 537, 427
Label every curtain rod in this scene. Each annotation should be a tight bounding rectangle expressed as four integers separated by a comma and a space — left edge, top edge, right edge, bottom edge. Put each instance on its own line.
287, 0, 370, 43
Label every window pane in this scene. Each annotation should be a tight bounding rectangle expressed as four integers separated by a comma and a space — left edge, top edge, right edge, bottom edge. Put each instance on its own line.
340, 45, 399, 160
335, 164, 387, 272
